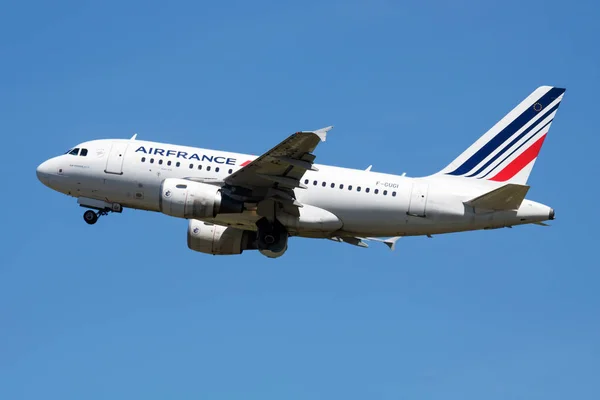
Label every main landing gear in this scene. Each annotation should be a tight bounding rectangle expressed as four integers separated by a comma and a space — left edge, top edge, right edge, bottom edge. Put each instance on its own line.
83, 209, 110, 225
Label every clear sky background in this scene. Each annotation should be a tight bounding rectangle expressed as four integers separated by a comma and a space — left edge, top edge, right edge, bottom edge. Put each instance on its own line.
1, 1, 598, 399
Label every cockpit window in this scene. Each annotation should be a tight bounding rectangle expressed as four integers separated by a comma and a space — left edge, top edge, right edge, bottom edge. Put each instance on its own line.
68, 148, 80, 156
80, 148, 88, 156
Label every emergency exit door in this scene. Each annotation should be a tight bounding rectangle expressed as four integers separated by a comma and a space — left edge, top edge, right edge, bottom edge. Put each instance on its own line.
104, 142, 128, 175
407, 181, 429, 217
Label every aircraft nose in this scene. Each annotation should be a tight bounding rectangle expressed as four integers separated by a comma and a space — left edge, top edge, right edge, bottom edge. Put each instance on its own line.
36, 160, 52, 185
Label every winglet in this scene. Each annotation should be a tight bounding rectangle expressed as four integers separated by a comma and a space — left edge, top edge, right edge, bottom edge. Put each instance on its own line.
383, 236, 402, 251
364, 236, 402, 251
305, 126, 333, 142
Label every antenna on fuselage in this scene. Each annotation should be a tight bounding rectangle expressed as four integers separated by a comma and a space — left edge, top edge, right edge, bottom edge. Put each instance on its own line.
130, 133, 138, 140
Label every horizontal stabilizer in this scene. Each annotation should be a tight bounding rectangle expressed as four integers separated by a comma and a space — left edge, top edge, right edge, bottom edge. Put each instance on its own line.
464, 184, 529, 211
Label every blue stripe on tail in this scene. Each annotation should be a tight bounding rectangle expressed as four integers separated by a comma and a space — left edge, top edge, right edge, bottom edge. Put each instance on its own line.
481, 118, 553, 179
447, 87, 565, 176
465, 105, 558, 178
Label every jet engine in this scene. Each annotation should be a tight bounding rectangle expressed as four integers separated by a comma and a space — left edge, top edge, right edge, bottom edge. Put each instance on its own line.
160, 178, 243, 219
187, 219, 257, 255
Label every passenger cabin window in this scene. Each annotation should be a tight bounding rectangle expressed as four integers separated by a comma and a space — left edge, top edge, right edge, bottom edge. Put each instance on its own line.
159, 159, 163, 165
207, 166, 211, 171
366, 188, 370, 193
189, 163, 193, 169
229, 169, 233, 174
167, 161, 172, 166
348, 185, 353, 191
176, 162, 180, 167
322, 182, 326, 187
80, 149, 88, 156
216, 167, 220, 172
340, 184, 344, 189
330, 183, 335, 188
375, 189, 379, 194
141, 157, 146, 162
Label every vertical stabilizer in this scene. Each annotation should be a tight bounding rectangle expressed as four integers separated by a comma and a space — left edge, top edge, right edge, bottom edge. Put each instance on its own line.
437, 86, 565, 185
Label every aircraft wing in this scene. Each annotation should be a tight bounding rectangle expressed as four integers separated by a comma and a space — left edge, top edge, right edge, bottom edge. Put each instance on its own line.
224, 126, 332, 205
329, 236, 401, 251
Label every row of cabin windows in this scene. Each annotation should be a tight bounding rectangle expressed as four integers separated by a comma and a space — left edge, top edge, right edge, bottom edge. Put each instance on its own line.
304, 179, 397, 197
140, 157, 233, 174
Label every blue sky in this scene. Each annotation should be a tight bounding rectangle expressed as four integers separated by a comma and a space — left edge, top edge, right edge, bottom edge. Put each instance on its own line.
1, 1, 599, 398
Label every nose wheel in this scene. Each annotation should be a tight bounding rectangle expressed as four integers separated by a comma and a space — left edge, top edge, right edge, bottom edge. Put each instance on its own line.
83, 209, 110, 225
83, 210, 98, 225
79, 199, 122, 225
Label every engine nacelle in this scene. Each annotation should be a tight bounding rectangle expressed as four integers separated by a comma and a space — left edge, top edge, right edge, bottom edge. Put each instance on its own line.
187, 219, 257, 255
160, 178, 243, 219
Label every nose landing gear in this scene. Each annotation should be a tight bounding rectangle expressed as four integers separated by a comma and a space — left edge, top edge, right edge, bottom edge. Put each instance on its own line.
78, 197, 123, 225
83, 209, 110, 225
83, 210, 98, 225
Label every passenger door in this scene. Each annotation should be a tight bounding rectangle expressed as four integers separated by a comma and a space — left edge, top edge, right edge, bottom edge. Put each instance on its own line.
104, 142, 128, 175
408, 181, 428, 217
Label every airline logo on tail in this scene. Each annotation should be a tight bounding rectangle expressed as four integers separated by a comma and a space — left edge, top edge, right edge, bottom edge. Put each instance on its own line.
440, 86, 566, 184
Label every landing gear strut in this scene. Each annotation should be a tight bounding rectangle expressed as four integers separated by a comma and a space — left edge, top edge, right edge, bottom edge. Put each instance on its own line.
83, 209, 110, 225
79, 198, 122, 225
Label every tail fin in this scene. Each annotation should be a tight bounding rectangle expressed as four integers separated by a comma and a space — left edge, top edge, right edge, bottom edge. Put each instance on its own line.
438, 86, 566, 185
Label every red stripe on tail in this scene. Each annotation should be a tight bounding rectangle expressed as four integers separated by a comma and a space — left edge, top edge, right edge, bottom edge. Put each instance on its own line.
489, 134, 547, 182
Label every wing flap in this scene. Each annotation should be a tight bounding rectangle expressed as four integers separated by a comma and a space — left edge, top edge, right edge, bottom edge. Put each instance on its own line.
464, 184, 530, 211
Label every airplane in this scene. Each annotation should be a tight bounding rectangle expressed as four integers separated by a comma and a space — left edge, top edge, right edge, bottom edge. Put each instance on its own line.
36, 86, 565, 258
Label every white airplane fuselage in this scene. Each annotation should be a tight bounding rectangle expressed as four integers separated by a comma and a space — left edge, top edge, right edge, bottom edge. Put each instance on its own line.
36, 86, 564, 257
37, 138, 553, 238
